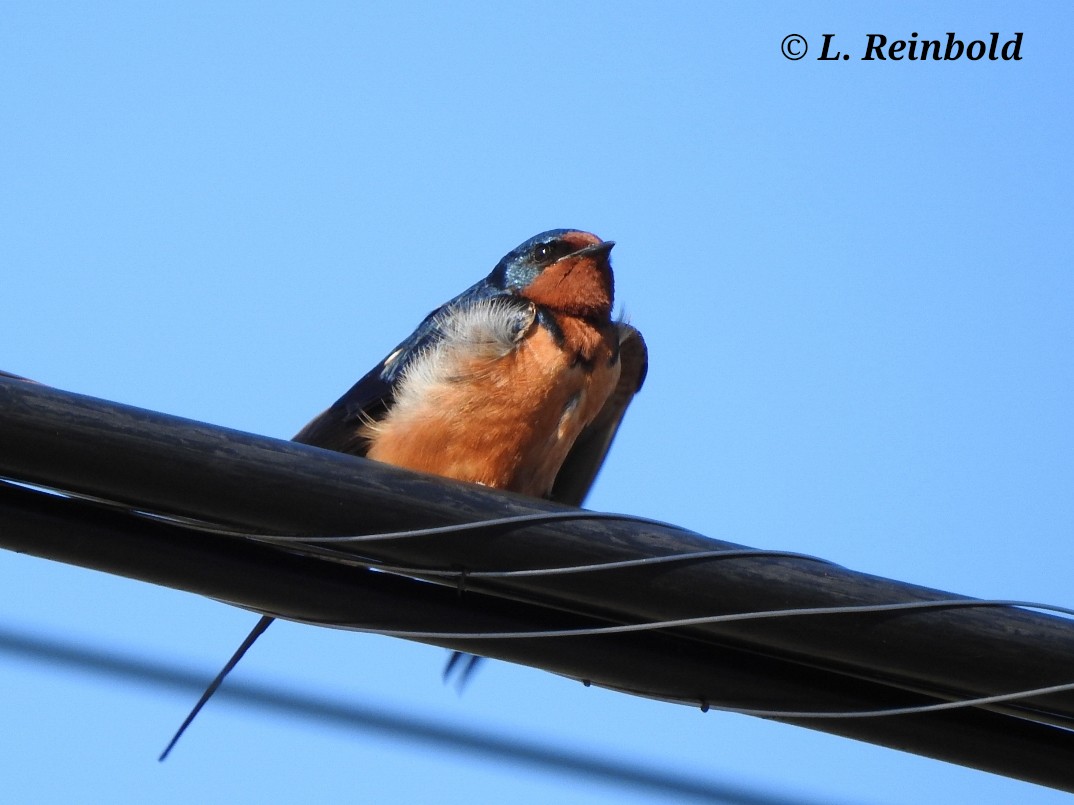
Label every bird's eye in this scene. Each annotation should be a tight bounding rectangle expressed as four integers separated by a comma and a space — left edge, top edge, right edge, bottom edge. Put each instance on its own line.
534, 240, 569, 264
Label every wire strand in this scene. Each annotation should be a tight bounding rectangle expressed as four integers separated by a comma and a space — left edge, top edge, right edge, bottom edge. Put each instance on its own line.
129, 499, 845, 578
290, 595, 1074, 722
703, 681, 1074, 720
319, 598, 1074, 640
146, 508, 703, 543
4, 479, 842, 580
369, 549, 838, 579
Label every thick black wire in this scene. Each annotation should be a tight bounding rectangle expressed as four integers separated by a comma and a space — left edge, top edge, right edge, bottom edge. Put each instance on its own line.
10, 481, 1074, 723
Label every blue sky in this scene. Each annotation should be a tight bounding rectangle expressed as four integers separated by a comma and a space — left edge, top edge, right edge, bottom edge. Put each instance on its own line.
2, 3, 1072, 803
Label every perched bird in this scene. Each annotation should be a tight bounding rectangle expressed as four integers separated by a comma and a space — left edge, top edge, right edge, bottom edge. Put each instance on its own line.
295, 228, 647, 500
161, 229, 647, 758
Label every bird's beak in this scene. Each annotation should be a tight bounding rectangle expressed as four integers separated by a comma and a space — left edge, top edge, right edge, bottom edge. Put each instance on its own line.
572, 240, 615, 259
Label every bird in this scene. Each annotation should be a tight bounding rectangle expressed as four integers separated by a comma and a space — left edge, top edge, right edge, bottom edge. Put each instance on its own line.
160, 229, 647, 759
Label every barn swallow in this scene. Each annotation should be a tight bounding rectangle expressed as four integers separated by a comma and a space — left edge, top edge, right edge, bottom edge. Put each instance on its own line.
160, 229, 647, 758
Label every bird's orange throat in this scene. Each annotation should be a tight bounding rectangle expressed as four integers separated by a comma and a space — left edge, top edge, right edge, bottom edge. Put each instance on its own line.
521, 253, 614, 320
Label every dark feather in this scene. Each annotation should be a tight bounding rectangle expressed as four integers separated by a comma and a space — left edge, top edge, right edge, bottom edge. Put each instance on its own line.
291, 276, 502, 453
549, 324, 647, 507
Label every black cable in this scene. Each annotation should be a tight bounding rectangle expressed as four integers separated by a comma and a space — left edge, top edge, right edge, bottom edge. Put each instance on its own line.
7, 482, 1074, 731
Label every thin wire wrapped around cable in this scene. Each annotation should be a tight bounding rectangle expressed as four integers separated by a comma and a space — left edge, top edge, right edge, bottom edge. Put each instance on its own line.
311, 596, 1074, 723
248, 540, 841, 578
132, 504, 844, 576
147, 508, 703, 543
320, 597, 1074, 640
703, 681, 1074, 720
24, 484, 842, 579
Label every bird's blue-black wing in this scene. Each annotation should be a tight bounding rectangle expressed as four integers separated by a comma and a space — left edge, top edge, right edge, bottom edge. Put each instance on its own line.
291, 277, 504, 453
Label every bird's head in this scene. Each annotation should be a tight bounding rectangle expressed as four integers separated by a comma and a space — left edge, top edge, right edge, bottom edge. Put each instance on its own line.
489, 229, 615, 319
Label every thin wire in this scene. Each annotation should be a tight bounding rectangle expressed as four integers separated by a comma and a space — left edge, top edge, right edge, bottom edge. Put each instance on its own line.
321, 598, 1074, 640
314, 595, 1074, 722
131, 502, 844, 577
252, 542, 840, 579
4, 478, 702, 544
144, 508, 704, 544
6, 480, 842, 580
369, 549, 837, 579
703, 681, 1074, 720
